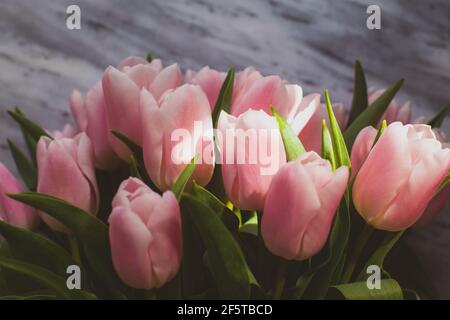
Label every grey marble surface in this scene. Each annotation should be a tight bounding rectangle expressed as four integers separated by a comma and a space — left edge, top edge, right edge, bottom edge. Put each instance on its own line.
0, 0, 449, 298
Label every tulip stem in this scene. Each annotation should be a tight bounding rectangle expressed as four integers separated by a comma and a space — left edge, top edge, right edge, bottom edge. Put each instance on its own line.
272, 259, 288, 300
341, 223, 374, 283
69, 236, 82, 265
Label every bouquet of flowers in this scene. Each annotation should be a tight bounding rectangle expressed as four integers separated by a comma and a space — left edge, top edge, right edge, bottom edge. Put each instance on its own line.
0, 55, 448, 300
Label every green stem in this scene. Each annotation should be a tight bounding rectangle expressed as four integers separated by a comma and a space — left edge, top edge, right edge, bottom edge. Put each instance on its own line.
69, 236, 81, 265
272, 259, 288, 300
341, 223, 374, 283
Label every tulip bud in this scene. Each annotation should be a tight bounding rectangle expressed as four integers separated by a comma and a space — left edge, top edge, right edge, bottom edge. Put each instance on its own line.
141, 84, 214, 191
102, 59, 181, 160
353, 122, 450, 231
218, 109, 286, 210
0, 163, 38, 229
261, 152, 349, 260
109, 177, 181, 289
37, 133, 99, 232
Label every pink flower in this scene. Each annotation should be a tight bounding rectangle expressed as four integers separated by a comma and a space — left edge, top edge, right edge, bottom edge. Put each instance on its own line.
102, 59, 181, 160
185, 66, 226, 109
297, 94, 347, 154
261, 152, 348, 260
186, 66, 316, 134
217, 109, 287, 210
71, 56, 149, 169
37, 133, 99, 232
0, 163, 38, 229
350, 126, 378, 177
51, 124, 78, 139
109, 178, 181, 289
353, 122, 450, 231
70, 83, 120, 170
141, 84, 214, 191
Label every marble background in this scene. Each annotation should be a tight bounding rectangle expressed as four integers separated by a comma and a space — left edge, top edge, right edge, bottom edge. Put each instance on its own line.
0, 0, 449, 298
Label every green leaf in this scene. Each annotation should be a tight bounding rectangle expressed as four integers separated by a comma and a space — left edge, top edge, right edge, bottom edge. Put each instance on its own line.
128, 155, 142, 179
321, 120, 336, 171
212, 67, 235, 126
436, 170, 450, 194
172, 155, 198, 201
372, 119, 387, 148
427, 105, 449, 128
182, 194, 251, 299
8, 109, 52, 142
356, 231, 404, 281
328, 279, 403, 300
191, 181, 224, 215
272, 107, 306, 161
348, 60, 368, 125
0, 220, 77, 277
7, 192, 127, 298
0, 257, 96, 300
344, 79, 404, 149
324, 90, 350, 169
7, 139, 36, 190
111, 130, 141, 156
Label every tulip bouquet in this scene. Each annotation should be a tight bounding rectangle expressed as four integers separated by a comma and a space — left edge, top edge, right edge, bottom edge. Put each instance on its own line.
0, 55, 448, 300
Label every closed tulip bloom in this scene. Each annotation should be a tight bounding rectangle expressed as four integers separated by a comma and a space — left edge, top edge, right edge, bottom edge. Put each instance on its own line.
102, 59, 181, 160
141, 84, 214, 191
51, 124, 78, 139
185, 66, 226, 109
261, 152, 349, 260
353, 122, 450, 231
70, 83, 121, 170
109, 178, 181, 289
71, 56, 148, 169
218, 109, 287, 211
350, 126, 378, 177
0, 163, 38, 229
37, 133, 99, 232
231, 68, 316, 134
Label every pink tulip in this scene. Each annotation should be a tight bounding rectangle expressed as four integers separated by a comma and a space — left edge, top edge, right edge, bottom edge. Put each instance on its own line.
141, 84, 214, 191
261, 152, 349, 260
70, 56, 149, 169
186, 66, 316, 134
353, 122, 450, 231
0, 163, 38, 229
109, 177, 181, 289
298, 94, 348, 154
102, 59, 181, 160
51, 124, 78, 139
185, 66, 226, 109
217, 109, 287, 210
37, 133, 99, 232
70, 83, 121, 170
350, 126, 378, 177
415, 128, 450, 226
368, 88, 412, 125
231, 68, 316, 134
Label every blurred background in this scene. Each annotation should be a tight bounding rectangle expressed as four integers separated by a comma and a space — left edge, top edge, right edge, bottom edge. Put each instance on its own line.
0, 0, 449, 298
